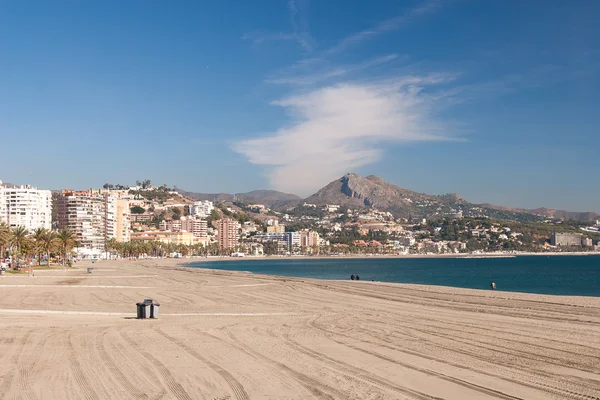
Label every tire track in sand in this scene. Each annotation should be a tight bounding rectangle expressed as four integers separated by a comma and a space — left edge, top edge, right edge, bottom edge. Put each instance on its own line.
281, 321, 524, 400
120, 330, 192, 400
94, 329, 153, 399
18, 332, 58, 400
0, 330, 32, 395
311, 316, 599, 400
153, 327, 250, 400
349, 318, 600, 398
66, 333, 101, 400
196, 317, 426, 400
209, 329, 339, 400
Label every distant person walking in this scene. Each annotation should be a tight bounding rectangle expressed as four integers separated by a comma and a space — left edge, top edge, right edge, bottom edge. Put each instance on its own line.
491, 281, 496, 290
350, 274, 355, 281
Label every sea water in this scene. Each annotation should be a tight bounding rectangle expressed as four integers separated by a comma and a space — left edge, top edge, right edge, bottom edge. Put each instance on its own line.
188, 255, 600, 297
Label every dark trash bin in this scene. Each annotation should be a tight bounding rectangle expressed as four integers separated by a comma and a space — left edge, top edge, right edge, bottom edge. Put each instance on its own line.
136, 302, 150, 319
150, 303, 160, 319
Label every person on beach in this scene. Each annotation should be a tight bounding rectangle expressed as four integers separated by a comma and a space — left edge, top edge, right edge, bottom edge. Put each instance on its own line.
356, 275, 360, 281
491, 281, 496, 290
350, 274, 355, 280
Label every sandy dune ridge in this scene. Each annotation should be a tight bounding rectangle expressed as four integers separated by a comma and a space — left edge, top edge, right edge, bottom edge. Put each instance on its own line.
0, 259, 599, 399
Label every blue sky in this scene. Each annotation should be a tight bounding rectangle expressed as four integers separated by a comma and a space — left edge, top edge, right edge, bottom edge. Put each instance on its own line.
1, 1, 599, 211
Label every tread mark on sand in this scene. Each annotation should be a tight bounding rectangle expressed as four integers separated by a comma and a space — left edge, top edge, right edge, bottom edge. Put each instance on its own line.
0, 330, 33, 396
113, 342, 168, 400
18, 332, 57, 400
282, 325, 522, 400
216, 329, 338, 400
94, 330, 152, 399
154, 327, 250, 400
66, 334, 101, 400
120, 330, 193, 400
359, 321, 600, 399
311, 317, 598, 400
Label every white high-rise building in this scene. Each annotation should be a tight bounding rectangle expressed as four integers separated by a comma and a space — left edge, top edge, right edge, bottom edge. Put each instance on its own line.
190, 200, 214, 218
0, 184, 52, 231
57, 190, 119, 250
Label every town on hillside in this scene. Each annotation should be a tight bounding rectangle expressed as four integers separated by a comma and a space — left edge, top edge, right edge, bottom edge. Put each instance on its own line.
0, 178, 599, 267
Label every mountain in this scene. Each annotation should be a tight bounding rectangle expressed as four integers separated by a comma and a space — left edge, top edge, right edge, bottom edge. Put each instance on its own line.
481, 204, 600, 222
177, 174, 599, 222
175, 188, 301, 209
304, 173, 550, 222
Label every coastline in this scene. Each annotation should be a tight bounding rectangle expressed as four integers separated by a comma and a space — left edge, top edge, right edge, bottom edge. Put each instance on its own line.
182, 253, 600, 297
182, 250, 600, 264
0, 258, 598, 398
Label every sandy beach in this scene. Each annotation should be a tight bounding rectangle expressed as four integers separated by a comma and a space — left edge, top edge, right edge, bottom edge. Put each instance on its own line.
0, 259, 599, 399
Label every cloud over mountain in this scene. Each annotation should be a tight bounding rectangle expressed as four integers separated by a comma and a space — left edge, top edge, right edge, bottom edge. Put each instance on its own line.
233, 76, 460, 195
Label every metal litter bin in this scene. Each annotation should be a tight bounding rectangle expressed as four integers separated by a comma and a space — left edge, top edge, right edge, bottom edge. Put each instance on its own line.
87, 268, 93, 274
0, 270, 4, 276
150, 303, 160, 319
136, 302, 150, 319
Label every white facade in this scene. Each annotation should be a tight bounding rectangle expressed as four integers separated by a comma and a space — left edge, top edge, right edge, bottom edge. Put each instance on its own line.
190, 200, 214, 218
0, 185, 52, 231
57, 192, 118, 250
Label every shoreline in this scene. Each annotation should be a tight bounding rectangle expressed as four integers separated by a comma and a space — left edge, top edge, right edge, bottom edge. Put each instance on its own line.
0, 258, 599, 398
181, 254, 600, 298
181, 251, 600, 264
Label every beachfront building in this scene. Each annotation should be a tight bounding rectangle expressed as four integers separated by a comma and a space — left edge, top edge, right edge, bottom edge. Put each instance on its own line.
217, 218, 239, 249
299, 230, 320, 248
57, 190, 126, 250
550, 232, 584, 247
253, 232, 300, 251
130, 230, 208, 247
190, 200, 214, 218
159, 216, 208, 238
0, 183, 52, 231
116, 199, 131, 242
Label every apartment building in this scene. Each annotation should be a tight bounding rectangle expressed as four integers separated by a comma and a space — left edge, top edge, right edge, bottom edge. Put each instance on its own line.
57, 190, 127, 250
130, 230, 207, 246
217, 218, 239, 249
267, 223, 285, 233
0, 183, 52, 231
116, 199, 131, 242
190, 200, 214, 218
254, 231, 301, 250
550, 232, 584, 247
299, 230, 320, 247
159, 216, 208, 238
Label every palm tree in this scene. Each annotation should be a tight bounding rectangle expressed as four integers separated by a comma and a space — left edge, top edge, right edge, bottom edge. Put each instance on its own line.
10, 226, 29, 269
57, 228, 77, 268
41, 230, 58, 266
0, 222, 10, 260
31, 227, 48, 266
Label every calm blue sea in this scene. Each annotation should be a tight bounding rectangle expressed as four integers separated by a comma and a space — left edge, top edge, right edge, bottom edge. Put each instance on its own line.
188, 255, 600, 297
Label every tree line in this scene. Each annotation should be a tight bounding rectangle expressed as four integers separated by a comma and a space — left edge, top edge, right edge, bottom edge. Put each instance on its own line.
0, 223, 78, 269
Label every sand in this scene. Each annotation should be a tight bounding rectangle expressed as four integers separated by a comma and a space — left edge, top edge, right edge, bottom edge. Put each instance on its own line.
0, 259, 599, 399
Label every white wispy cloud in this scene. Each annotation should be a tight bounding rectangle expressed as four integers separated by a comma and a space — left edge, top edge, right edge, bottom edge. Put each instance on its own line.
267, 54, 401, 86
243, 31, 312, 52
243, 0, 313, 52
262, 0, 443, 87
233, 75, 461, 195
322, 0, 441, 56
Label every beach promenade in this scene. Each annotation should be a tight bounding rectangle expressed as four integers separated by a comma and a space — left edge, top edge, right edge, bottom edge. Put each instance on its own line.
0, 259, 599, 399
